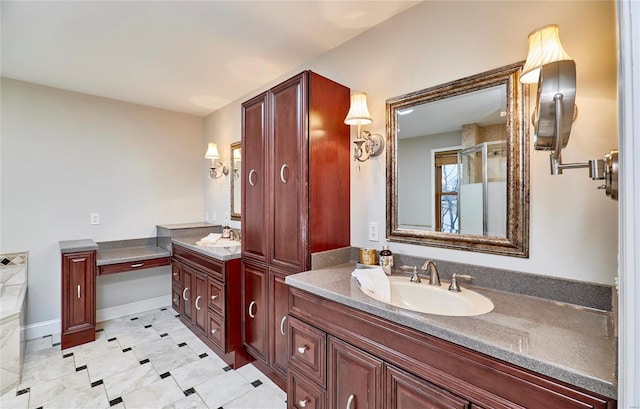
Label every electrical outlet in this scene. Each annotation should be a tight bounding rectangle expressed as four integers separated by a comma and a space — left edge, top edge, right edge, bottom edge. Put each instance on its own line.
368, 222, 379, 241
90, 213, 100, 225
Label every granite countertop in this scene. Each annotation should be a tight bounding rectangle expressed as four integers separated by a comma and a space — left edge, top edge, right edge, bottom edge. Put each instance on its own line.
285, 262, 617, 399
59, 239, 99, 254
97, 245, 170, 266
172, 236, 241, 261
156, 222, 220, 230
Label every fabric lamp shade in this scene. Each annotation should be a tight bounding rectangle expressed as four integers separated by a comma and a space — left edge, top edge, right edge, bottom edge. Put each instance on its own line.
205, 142, 220, 159
521, 24, 572, 84
344, 92, 373, 126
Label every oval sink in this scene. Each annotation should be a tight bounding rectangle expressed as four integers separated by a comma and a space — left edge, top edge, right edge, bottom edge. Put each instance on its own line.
361, 276, 494, 316
195, 239, 241, 248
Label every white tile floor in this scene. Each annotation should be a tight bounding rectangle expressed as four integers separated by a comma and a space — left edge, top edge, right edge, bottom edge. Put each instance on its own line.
0, 308, 287, 409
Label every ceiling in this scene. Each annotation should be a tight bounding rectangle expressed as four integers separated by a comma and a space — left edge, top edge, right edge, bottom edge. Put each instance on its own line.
1, 1, 419, 117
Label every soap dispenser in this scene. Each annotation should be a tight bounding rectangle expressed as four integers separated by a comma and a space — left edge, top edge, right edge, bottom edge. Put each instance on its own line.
379, 245, 394, 275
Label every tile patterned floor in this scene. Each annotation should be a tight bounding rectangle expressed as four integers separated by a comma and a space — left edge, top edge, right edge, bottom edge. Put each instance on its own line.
0, 308, 287, 409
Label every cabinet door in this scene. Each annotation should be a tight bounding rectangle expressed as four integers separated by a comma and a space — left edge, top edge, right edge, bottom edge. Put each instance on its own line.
242, 261, 268, 363
242, 92, 269, 264
328, 336, 383, 409
269, 268, 290, 378
192, 271, 207, 334
385, 365, 470, 409
182, 266, 194, 321
270, 73, 308, 272
61, 251, 96, 349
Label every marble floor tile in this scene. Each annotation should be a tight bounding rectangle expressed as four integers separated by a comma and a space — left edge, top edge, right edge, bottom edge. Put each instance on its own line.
25, 336, 52, 353
148, 316, 188, 335
121, 376, 185, 409
22, 346, 63, 370
0, 386, 30, 409
71, 337, 123, 368
135, 308, 178, 326
147, 342, 199, 374
132, 337, 178, 361
170, 356, 227, 390
195, 370, 254, 409
114, 325, 162, 349
235, 363, 266, 383
18, 353, 77, 389
224, 384, 287, 409
85, 346, 142, 382
27, 370, 100, 409
102, 360, 160, 400
162, 392, 208, 409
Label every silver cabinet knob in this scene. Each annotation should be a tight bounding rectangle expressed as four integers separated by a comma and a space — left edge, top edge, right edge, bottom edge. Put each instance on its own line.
298, 398, 309, 407
297, 345, 308, 354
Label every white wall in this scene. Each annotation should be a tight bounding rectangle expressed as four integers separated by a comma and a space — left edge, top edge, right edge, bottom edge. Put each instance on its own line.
203, 1, 618, 285
0, 78, 204, 329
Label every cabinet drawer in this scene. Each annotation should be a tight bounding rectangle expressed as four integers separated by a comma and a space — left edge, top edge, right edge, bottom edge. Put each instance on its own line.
208, 278, 225, 314
289, 316, 326, 388
171, 285, 182, 312
288, 368, 325, 409
208, 312, 226, 351
171, 262, 182, 285
98, 257, 170, 275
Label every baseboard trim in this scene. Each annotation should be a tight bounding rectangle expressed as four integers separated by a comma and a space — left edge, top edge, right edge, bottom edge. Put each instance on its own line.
96, 295, 171, 322
25, 318, 60, 340
25, 295, 171, 340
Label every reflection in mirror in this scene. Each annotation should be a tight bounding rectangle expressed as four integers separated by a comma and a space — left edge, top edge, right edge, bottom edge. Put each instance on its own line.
387, 62, 529, 257
230, 141, 241, 220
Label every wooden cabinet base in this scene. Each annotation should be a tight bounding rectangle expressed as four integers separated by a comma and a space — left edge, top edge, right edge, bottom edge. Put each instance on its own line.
61, 327, 95, 350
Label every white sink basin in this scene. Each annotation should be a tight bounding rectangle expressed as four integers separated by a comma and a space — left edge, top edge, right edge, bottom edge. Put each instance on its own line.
195, 239, 241, 248
361, 276, 494, 317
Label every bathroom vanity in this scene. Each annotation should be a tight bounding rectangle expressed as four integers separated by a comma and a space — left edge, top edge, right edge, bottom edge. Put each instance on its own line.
170, 239, 249, 369
285, 264, 616, 409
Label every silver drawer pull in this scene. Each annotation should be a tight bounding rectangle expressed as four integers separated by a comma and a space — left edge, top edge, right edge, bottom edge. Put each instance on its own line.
195, 296, 202, 310
280, 164, 288, 183
130, 263, 144, 268
279, 316, 287, 336
173, 297, 178, 303
183, 287, 189, 300
173, 272, 178, 277
297, 345, 308, 354
211, 328, 218, 334
346, 394, 355, 409
77, 285, 81, 299
248, 301, 256, 318
211, 295, 218, 300
249, 169, 257, 186
298, 398, 309, 408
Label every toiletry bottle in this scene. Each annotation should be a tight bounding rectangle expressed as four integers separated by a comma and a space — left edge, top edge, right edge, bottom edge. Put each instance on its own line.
379, 245, 394, 275
222, 220, 232, 239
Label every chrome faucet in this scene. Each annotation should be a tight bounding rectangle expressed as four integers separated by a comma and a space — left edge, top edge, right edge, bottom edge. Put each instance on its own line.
229, 229, 241, 242
400, 265, 421, 283
422, 260, 441, 286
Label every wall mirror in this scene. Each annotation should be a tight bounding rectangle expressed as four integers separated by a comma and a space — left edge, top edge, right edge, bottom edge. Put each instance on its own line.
386, 62, 529, 257
230, 141, 241, 220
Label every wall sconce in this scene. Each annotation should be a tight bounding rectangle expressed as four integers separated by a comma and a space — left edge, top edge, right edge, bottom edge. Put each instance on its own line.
344, 92, 385, 169
205, 142, 229, 179
523, 25, 619, 200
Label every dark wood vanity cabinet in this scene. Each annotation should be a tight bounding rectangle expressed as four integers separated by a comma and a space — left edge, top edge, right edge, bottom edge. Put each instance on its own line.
171, 244, 246, 368
61, 251, 96, 349
240, 70, 350, 383
287, 287, 616, 409
241, 260, 268, 363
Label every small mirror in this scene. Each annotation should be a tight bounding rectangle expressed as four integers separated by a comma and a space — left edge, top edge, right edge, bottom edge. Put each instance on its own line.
230, 141, 241, 220
387, 62, 529, 257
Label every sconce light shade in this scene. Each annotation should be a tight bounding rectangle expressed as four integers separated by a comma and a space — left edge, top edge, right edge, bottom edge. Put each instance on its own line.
344, 93, 373, 125
205, 142, 229, 179
520, 24, 572, 84
205, 142, 221, 159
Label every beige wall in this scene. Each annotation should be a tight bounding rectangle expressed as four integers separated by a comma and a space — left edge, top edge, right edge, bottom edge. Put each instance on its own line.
204, 1, 618, 285
0, 78, 205, 327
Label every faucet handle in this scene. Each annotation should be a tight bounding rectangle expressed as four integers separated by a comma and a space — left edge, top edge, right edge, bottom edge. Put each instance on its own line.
448, 273, 474, 292
400, 265, 420, 283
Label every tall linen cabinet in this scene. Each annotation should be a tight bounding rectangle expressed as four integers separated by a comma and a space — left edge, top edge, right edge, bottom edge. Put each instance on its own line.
241, 71, 350, 382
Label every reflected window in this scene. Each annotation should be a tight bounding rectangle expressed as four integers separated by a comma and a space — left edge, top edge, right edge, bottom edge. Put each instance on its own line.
434, 150, 460, 233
